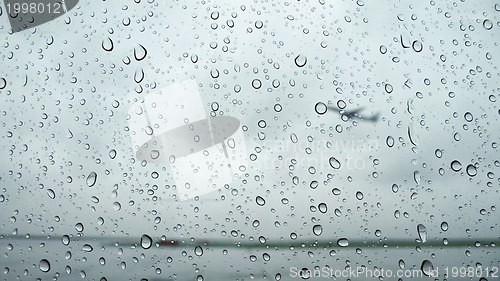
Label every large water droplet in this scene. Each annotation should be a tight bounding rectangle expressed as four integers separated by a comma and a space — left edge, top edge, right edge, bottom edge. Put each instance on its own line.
134, 44, 147, 61
256, 196, 266, 206
450, 160, 462, 172
420, 260, 435, 277
386, 136, 394, 147
337, 238, 349, 247
47, 189, 55, 199
141, 234, 153, 249
355, 191, 364, 200
294, 54, 307, 67
329, 157, 341, 169
39, 259, 50, 272
466, 164, 477, 177
483, 19, 493, 30
102, 37, 113, 52
315, 102, 327, 115
0, 78, 6, 89
82, 244, 93, 252
75, 223, 84, 232
86, 172, 97, 187
312, 224, 322, 236
318, 203, 327, 213
441, 222, 448, 231
194, 246, 203, 256
398, 259, 405, 269
417, 224, 427, 243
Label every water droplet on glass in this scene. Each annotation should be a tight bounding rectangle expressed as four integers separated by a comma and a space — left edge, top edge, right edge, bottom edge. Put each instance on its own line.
0, 78, 6, 89
141, 234, 153, 249
398, 259, 405, 269
464, 112, 473, 122
466, 164, 477, 177
441, 222, 448, 231
75, 223, 84, 232
113, 202, 121, 211
318, 203, 327, 213
150, 150, 160, 159
294, 54, 307, 67
417, 224, 427, 243
385, 84, 393, 93
109, 149, 117, 159
391, 184, 399, 193
329, 157, 341, 169
86, 172, 97, 187
315, 102, 327, 115
435, 149, 442, 158
82, 244, 93, 252
337, 238, 349, 247
312, 224, 322, 236
194, 246, 203, 256
386, 136, 394, 147
356, 191, 364, 200
102, 37, 113, 52
483, 19, 493, 30
451, 160, 462, 172
134, 44, 147, 61
39, 259, 50, 272
62, 235, 70, 246
256, 196, 266, 206
47, 189, 55, 199
380, 45, 387, 54
252, 79, 262, 89
421, 260, 435, 277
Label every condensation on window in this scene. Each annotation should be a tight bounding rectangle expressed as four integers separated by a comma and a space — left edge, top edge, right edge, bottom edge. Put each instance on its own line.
0, 0, 499, 280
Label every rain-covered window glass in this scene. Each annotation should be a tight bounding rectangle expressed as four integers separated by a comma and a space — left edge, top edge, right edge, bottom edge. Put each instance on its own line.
1, 0, 499, 280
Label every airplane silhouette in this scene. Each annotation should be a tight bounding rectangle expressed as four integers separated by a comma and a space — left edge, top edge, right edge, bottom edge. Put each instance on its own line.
327, 106, 380, 122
